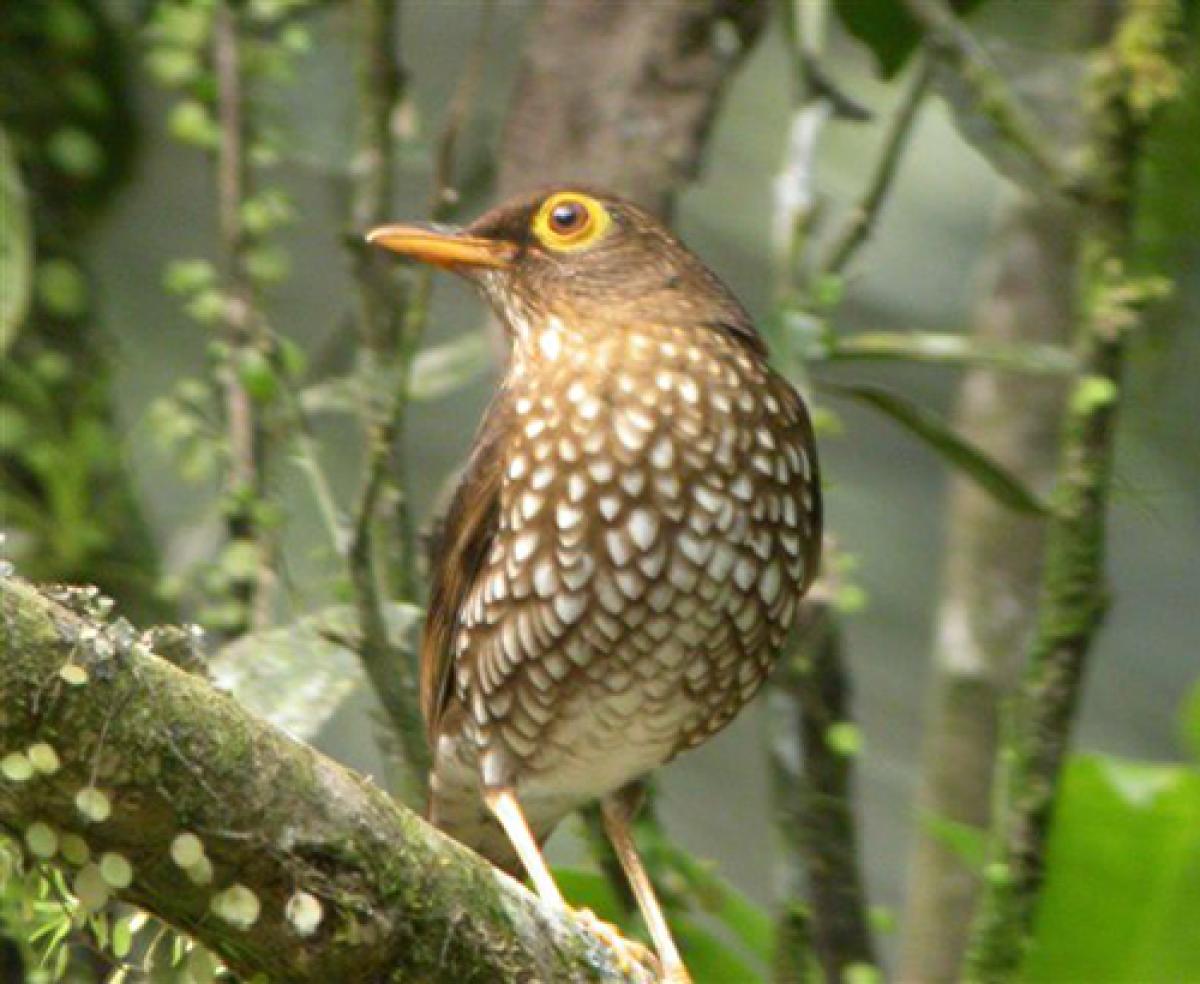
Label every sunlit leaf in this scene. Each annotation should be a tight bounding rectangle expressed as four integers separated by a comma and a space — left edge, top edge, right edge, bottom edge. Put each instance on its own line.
1023, 754, 1200, 982
0, 129, 32, 355
822, 383, 1050, 515
210, 603, 421, 739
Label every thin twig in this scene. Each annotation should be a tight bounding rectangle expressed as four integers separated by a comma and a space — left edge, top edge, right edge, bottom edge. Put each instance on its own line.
822, 52, 934, 276
901, 0, 1075, 195
213, 0, 271, 633
345, 0, 495, 801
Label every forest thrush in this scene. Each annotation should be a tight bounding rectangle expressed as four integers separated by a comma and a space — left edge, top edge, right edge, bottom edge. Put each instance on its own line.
368, 188, 821, 983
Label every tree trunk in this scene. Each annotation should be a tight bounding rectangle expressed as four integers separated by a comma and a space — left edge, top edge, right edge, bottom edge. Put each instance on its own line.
899, 192, 1076, 982
498, 0, 767, 217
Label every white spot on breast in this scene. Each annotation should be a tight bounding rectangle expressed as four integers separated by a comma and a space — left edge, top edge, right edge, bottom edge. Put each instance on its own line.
508, 455, 528, 480
520, 492, 544, 520
567, 381, 588, 403
599, 494, 621, 521
679, 378, 700, 404
561, 554, 594, 591
525, 418, 547, 439
531, 463, 555, 491
627, 508, 659, 551
513, 530, 539, 563
614, 411, 649, 453
616, 567, 644, 600
588, 458, 615, 483
677, 531, 713, 565
554, 592, 586, 624
638, 544, 668, 579
578, 397, 601, 421
734, 556, 757, 592
559, 437, 579, 461
606, 529, 633, 566
539, 328, 562, 360
650, 436, 675, 470
731, 473, 753, 502
760, 561, 782, 605
516, 397, 533, 415
694, 484, 725, 514
556, 501, 583, 530
533, 560, 557, 598
620, 469, 646, 497
656, 472, 682, 498
655, 371, 673, 391
557, 472, 582, 503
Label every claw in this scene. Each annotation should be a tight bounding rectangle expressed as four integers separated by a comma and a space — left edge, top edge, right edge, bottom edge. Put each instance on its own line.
574, 907, 662, 980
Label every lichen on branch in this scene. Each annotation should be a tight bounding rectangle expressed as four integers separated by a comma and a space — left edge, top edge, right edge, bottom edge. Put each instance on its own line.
0, 576, 648, 983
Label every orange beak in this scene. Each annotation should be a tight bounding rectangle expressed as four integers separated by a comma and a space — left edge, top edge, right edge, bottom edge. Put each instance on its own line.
365, 224, 516, 271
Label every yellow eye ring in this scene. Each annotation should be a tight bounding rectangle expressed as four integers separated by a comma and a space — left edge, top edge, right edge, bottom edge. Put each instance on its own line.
532, 192, 611, 251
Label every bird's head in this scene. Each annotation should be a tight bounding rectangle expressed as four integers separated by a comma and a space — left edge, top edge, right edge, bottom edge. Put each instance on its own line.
367, 186, 764, 356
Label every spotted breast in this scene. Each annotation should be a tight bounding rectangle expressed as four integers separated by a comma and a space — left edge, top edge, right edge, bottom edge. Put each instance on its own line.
427, 314, 819, 871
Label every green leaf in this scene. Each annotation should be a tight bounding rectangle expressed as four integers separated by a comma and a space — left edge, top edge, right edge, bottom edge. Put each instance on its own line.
410, 330, 491, 402
1180, 680, 1200, 764
1023, 754, 1200, 982
0, 129, 31, 354
210, 603, 421, 739
918, 812, 987, 871
824, 331, 1078, 375
673, 916, 765, 984
822, 382, 1050, 515
831, 0, 989, 79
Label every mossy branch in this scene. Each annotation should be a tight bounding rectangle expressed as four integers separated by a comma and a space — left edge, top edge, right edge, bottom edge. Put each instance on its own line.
0, 577, 648, 983
964, 1, 1183, 977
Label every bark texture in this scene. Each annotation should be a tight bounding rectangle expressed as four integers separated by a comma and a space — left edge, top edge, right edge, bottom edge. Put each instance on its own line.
0, 577, 647, 984
899, 194, 1077, 982
498, 0, 767, 217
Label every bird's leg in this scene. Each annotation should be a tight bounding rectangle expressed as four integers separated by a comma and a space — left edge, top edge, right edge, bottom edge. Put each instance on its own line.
482, 787, 564, 908
602, 784, 692, 984
484, 786, 660, 980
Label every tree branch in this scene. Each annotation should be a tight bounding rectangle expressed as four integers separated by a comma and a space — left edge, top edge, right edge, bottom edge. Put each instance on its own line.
0, 576, 648, 983
213, 0, 272, 634
821, 51, 933, 276
901, 0, 1076, 195
964, 1, 1182, 975
770, 600, 876, 980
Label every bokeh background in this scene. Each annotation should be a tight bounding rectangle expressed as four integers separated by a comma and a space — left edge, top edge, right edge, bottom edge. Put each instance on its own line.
4, 0, 1199, 978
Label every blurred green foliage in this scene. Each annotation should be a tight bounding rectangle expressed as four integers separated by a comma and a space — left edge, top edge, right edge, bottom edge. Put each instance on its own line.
1025, 742, 1200, 980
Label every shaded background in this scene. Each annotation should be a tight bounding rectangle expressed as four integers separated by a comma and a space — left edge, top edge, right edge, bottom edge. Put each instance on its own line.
80, 0, 1200, 943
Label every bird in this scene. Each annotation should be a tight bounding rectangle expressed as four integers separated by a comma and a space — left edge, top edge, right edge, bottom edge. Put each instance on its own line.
368, 187, 821, 983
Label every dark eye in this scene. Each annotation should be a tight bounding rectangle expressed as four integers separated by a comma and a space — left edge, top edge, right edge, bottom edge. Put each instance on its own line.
549, 200, 587, 234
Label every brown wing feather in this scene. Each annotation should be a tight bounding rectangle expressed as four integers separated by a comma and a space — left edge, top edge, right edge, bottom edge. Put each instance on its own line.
420, 393, 512, 742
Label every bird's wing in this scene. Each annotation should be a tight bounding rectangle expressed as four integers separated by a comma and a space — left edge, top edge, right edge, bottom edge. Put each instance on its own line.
420, 393, 512, 742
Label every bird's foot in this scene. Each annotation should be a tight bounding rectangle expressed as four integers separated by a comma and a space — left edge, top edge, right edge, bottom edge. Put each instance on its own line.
573, 908, 663, 980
